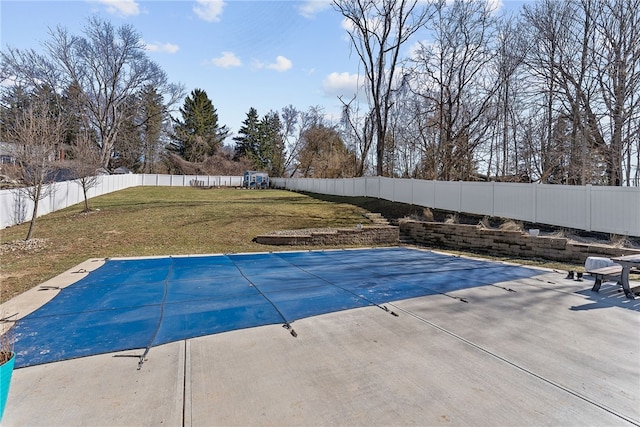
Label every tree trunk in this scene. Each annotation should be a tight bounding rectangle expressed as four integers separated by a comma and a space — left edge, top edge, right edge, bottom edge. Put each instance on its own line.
83, 183, 90, 212
25, 192, 40, 241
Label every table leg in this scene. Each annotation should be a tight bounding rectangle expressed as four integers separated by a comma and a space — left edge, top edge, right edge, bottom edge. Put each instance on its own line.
620, 266, 635, 299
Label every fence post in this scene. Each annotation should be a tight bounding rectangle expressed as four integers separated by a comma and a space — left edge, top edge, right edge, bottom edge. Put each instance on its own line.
48, 183, 54, 216
585, 184, 592, 232
433, 179, 437, 209
491, 181, 495, 217
410, 178, 414, 205
533, 183, 538, 224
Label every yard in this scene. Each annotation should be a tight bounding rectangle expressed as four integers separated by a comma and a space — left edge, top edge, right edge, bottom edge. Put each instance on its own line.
0, 187, 371, 303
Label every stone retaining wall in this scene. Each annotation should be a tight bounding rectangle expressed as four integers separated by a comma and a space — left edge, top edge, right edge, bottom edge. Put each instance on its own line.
255, 226, 399, 246
400, 219, 640, 264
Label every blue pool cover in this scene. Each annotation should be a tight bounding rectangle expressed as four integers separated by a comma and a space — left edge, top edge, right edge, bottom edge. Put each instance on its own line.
12, 247, 539, 368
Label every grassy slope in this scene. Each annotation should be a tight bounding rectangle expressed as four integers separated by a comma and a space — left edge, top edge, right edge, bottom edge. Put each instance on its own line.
0, 187, 370, 302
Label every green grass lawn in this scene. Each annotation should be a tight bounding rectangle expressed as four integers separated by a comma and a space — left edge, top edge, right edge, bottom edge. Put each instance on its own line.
0, 187, 371, 302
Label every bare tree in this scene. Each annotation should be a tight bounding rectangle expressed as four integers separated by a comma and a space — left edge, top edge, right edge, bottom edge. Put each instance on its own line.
339, 95, 375, 176
592, 0, 640, 186
520, 0, 572, 183
7, 87, 64, 240
334, 0, 433, 176
410, 0, 500, 180
338, 96, 384, 177
484, 17, 528, 180
70, 131, 102, 212
521, 0, 640, 186
382, 76, 424, 177
280, 105, 327, 177
1, 16, 183, 169
280, 105, 304, 176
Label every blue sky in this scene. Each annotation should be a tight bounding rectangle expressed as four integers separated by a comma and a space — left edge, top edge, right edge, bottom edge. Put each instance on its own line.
1, 0, 527, 136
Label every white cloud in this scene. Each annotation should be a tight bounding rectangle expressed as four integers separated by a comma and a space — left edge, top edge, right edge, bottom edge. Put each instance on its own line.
0, 75, 18, 88
266, 56, 293, 72
193, 0, 225, 22
407, 40, 430, 61
96, 0, 140, 16
341, 15, 385, 33
487, 0, 504, 12
211, 51, 242, 68
341, 17, 355, 32
440, 0, 504, 12
144, 41, 180, 54
322, 72, 362, 97
298, 0, 332, 18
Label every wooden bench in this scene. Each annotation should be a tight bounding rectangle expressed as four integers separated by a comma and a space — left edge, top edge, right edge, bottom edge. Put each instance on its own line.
587, 265, 623, 292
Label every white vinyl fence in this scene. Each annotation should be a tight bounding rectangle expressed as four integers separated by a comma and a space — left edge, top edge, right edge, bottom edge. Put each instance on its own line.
0, 174, 242, 229
3, 174, 638, 237
272, 177, 640, 237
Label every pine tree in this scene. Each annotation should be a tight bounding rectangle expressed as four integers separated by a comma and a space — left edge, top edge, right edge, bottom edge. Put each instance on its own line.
111, 87, 166, 172
113, 95, 142, 170
233, 107, 260, 162
139, 86, 165, 173
233, 108, 285, 176
170, 89, 228, 162
258, 111, 285, 177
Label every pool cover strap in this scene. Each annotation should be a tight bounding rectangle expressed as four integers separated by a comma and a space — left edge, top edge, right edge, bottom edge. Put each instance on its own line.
276, 254, 400, 317
137, 258, 173, 370
228, 255, 298, 338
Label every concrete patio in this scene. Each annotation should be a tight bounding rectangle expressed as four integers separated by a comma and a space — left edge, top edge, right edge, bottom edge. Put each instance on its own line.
1, 253, 639, 426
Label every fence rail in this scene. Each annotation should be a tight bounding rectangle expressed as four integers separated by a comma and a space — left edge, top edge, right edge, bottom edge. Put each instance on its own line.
0, 174, 242, 229
3, 174, 638, 237
271, 177, 640, 237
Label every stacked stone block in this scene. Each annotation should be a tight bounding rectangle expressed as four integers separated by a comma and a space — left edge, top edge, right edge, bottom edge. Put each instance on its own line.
255, 226, 399, 246
399, 219, 640, 264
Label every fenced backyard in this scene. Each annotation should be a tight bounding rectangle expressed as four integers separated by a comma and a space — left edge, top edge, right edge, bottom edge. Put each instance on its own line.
0, 174, 242, 229
272, 177, 640, 237
1, 174, 638, 237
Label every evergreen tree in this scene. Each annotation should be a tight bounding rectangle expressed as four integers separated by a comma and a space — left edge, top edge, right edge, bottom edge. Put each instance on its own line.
61, 82, 88, 149
0, 85, 29, 141
110, 87, 166, 172
233, 108, 285, 176
112, 94, 142, 170
169, 89, 228, 162
258, 111, 285, 177
139, 85, 165, 173
233, 107, 260, 162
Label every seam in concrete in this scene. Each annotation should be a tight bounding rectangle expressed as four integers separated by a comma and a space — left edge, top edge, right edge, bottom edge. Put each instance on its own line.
389, 302, 640, 427
183, 339, 192, 427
